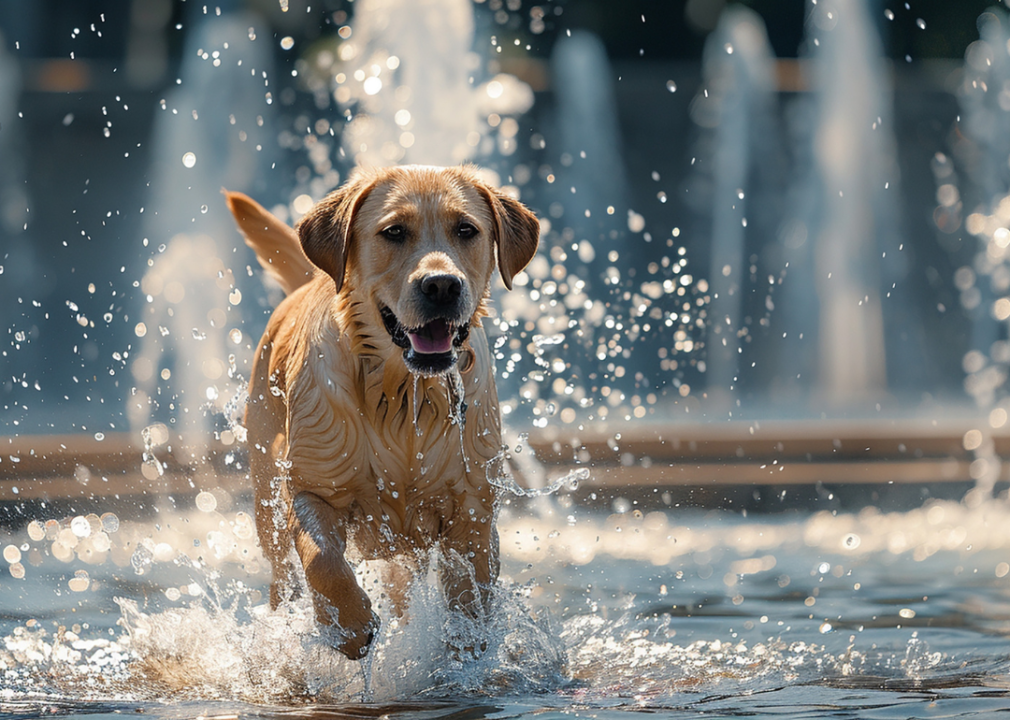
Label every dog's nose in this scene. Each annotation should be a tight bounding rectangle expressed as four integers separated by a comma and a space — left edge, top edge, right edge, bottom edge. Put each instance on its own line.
420, 274, 463, 306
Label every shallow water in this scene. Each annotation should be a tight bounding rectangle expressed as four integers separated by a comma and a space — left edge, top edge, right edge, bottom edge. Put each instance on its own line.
3, 494, 1010, 718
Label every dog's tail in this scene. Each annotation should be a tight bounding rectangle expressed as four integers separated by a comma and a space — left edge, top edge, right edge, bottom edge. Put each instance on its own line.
224, 190, 316, 296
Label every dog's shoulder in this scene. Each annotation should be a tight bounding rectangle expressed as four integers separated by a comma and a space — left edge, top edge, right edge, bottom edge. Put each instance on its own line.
262, 276, 356, 382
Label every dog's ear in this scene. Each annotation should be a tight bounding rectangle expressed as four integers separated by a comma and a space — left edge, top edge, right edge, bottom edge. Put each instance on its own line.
478, 185, 540, 290
296, 173, 376, 293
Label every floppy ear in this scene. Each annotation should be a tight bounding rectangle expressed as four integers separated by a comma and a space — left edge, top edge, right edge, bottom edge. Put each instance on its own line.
296, 173, 376, 293
479, 186, 540, 290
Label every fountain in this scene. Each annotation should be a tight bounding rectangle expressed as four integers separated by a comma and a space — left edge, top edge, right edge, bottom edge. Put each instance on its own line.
692, 6, 777, 405
549, 29, 628, 264
329, 0, 533, 168
804, 0, 894, 404
953, 8, 1010, 499
131, 5, 278, 450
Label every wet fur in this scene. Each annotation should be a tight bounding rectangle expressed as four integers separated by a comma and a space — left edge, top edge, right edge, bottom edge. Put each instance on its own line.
225, 166, 538, 659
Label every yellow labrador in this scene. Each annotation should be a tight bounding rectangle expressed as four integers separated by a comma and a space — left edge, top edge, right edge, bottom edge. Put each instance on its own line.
225, 165, 538, 658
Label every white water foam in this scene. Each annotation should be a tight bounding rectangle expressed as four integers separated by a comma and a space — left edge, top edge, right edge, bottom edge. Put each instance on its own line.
109, 548, 567, 704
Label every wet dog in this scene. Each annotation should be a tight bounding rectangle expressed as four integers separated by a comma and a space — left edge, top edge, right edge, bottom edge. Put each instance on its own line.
225, 166, 539, 659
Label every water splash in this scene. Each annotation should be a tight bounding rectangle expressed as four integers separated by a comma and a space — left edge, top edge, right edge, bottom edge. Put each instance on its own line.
112, 548, 567, 703
489, 460, 588, 500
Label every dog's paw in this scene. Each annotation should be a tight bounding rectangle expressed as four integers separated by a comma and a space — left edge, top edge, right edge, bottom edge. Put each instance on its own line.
331, 610, 380, 660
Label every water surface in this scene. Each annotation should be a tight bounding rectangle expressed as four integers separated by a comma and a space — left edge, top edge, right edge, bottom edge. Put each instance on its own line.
3, 496, 1010, 718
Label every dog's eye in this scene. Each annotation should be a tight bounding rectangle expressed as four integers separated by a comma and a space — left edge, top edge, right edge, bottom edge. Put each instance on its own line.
457, 222, 478, 240
380, 225, 406, 242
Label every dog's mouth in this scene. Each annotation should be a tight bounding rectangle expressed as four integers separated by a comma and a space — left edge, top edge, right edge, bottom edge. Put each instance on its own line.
379, 305, 470, 376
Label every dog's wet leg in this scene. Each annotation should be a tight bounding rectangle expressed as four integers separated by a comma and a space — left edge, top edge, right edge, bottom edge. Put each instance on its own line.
441, 497, 500, 656
289, 491, 379, 659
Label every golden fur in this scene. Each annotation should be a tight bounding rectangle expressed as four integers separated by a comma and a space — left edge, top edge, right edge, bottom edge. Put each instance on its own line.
225, 165, 539, 659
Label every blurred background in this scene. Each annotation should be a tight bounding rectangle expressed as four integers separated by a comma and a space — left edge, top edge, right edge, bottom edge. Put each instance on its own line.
4, 0, 1010, 503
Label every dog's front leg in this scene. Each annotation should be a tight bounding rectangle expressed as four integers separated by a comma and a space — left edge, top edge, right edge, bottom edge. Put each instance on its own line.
441, 495, 500, 626
289, 491, 378, 659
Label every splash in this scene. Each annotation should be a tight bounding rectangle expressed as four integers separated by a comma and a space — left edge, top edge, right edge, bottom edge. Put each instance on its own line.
112, 549, 567, 703
489, 455, 588, 500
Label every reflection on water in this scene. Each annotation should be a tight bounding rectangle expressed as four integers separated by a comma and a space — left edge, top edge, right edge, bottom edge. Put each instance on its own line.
4, 497, 1010, 717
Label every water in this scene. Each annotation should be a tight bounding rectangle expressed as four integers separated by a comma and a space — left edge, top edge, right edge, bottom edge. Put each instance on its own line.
956, 8, 1010, 499
330, 0, 532, 168
3, 497, 1010, 718
694, 6, 776, 405
804, 0, 895, 404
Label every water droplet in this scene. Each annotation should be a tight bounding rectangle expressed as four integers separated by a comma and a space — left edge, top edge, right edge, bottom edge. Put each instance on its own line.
182, 151, 197, 168
196, 491, 217, 512
68, 570, 90, 592
884, 9, 895, 20
3, 545, 21, 564
94, 432, 105, 441
101, 512, 120, 533
70, 516, 92, 537
819, 622, 833, 634
200, 204, 208, 214
916, 18, 926, 30
280, 36, 294, 50
666, 79, 677, 93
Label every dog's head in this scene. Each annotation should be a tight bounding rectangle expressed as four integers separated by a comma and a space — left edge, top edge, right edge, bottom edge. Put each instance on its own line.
298, 165, 539, 376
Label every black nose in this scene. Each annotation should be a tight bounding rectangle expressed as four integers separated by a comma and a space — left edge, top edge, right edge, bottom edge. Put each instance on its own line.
420, 274, 463, 306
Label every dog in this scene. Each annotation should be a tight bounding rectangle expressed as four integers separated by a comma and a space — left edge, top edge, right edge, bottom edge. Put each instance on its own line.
225, 165, 539, 659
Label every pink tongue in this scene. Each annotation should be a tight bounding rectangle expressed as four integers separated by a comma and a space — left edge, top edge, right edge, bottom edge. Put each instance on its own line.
407, 320, 453, 354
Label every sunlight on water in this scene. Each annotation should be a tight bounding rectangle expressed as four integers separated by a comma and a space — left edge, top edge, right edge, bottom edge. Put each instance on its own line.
4, 497, 1010, 709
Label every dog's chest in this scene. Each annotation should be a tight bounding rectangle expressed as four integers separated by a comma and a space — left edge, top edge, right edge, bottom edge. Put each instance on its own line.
286, 337, 502, 538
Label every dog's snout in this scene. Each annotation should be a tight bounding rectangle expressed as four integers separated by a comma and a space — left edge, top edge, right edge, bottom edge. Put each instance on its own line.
420, 274, 463, 306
